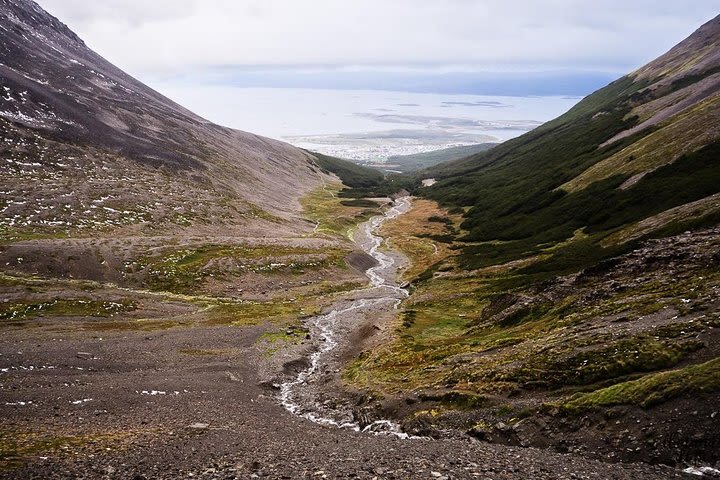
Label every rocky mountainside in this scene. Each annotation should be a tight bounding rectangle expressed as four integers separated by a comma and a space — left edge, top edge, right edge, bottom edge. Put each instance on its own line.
0, 0, 329, 235
344, 14, 720, 467
0, 3, 396, 473
0, 0, 381, 301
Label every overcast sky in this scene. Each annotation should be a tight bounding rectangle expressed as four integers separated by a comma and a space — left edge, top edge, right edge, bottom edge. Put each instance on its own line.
35, 0, 720, 95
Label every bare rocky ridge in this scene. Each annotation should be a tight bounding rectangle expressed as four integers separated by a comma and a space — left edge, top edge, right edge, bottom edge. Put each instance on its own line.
602, 15, 720, 147
0, 0, 327, 218
633, 15, 720, 82
563, 14, 720, 191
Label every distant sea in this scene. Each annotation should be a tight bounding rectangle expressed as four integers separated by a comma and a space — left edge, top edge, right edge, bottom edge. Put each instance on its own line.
156, 86, 582, 162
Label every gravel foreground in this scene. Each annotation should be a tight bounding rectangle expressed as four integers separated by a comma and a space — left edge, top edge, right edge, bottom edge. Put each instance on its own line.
0, 322, 688, 479
0, 279, 697, 480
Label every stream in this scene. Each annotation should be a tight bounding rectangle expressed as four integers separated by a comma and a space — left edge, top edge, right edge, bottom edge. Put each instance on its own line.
279, 196, 416, 438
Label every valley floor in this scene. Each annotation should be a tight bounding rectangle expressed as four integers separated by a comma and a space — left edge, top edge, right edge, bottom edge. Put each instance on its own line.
0, 191, 707, 479
0, 289, 684, 480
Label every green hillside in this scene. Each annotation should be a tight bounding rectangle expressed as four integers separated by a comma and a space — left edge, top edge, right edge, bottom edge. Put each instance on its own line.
305, 150, 384, 189
305, 150, 416, 198
419, 22, 720, 275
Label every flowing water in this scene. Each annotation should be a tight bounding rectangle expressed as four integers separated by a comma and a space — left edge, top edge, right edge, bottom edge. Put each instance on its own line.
279, 197, 417, 438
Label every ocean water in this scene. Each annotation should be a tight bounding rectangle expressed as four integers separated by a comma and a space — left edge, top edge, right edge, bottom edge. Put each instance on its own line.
156, 85, 582, 161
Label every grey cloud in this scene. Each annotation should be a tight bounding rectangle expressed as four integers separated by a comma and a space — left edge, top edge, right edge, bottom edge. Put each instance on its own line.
34, 0, 720, 78
39, 0, 196, 25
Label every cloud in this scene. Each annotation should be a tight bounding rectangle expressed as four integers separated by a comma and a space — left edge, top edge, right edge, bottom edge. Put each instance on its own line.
35, 0, 719, 79
35, 0, 197, 25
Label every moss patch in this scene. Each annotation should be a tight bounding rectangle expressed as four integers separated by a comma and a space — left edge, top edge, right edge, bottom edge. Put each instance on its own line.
179, 348, 229, 356
204, 299, 320, 327
379, 199, 463, 281
134, 243, 348, 294
561, 357, 720, 411
258, 323, 308, 356
300, 184, 380, 238
0, 429, 132, 470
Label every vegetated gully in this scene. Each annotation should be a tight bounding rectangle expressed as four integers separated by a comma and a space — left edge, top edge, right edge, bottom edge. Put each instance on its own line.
280, 196, 416, 439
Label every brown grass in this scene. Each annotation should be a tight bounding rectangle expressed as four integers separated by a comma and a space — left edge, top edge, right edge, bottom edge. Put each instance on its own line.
560, 95, 720, 193
379, 199, 462, 281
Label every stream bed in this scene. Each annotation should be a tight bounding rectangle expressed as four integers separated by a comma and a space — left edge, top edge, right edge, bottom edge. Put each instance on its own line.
279, 197, 415, 438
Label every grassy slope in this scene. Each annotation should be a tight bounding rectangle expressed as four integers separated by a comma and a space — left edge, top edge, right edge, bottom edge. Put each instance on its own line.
562, 357, 720, 411
300, 183, 381, 238
418, 69, 720, 279
377, 199, 463, 281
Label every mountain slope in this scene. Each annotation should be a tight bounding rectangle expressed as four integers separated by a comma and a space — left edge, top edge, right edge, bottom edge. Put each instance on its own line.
0, 0, 328, 228
303, 150, 385, 189
0, 8, 402, 475
346, 15, 720, 465
0, 0, 392, 301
